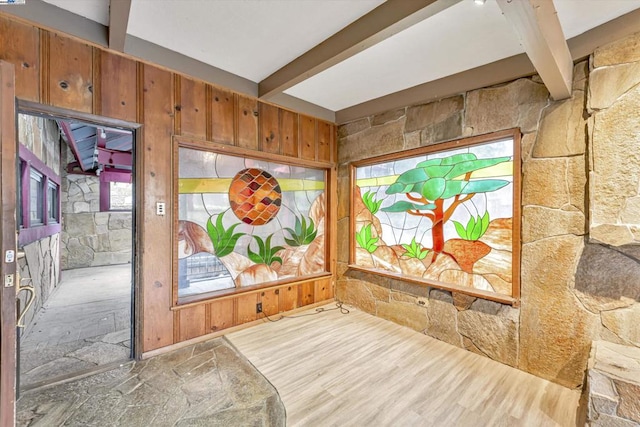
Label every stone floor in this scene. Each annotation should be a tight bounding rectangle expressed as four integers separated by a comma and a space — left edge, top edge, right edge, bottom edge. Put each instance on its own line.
16, 338, 285, 426
20, 264, 132, 388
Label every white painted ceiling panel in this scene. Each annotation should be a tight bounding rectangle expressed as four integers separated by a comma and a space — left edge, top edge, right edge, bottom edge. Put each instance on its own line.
31, 0, 640, 114
42, 0, 110, 26
285, 0, 523, 111
555, 0, 640, 39
127, 0, 384, 82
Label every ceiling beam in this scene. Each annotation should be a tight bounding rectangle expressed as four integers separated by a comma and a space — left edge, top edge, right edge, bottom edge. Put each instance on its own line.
496, 0, 572, 100
258, 0, 462, 101
337, 6, 640, 124
108, 0, 132, 52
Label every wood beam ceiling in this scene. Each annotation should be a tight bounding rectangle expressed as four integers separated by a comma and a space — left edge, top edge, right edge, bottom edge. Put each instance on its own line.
258, 0, 462, 101
108, 0, 132, 52
496, 0, 572, 101
336, 7, 640, 124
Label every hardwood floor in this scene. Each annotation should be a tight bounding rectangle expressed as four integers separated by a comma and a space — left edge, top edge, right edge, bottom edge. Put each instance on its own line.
226, 303, 580, 427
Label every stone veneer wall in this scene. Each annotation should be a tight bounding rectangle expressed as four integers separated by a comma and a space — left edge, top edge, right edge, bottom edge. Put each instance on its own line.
16, 115, 62, 332
336, 32, 640, 389
17, 235, 60, 333
61, 145, 132, 269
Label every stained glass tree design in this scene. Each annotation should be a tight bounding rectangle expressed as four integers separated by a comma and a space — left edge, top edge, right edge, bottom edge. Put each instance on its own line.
382, 153, 510, 260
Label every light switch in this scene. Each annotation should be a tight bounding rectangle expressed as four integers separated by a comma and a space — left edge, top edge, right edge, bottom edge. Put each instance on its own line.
156, 202, 166, 216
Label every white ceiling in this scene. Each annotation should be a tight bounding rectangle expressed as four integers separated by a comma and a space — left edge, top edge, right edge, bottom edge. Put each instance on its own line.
33, 0, 640, 117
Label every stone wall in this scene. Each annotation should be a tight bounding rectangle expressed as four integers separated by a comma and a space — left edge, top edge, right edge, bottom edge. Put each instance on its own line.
16, 115, 62, 332
584, 341, 640, 426
17, 234, 60, 333
336, 32, 640, 389
61, 146, 132, 269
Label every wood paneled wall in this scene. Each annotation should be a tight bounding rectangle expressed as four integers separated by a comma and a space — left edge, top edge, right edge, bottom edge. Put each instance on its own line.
0, 14, 337, 353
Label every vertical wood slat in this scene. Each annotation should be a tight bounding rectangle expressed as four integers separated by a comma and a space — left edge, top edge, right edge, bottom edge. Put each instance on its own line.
260, 289, 279, 316
39, 31, 49, 105
141, 64, 175, 352
259, 102, 280, 154
210, 86, 234, 144
317, 121, 332, 163
299, 115, 316, 160
209, 298, 235, 333
280, 109, 298, 158
178, 76, 207, 139
0, 16, 39, 101
46, 32, 93, 112
299, 281, 315, 307
236, 293, 259, 324
236, 94, 258, 150
178, 305, 207, 341
314, 278, 332, 302
0, 60, 17, 427
279, 285, 298, 312
99, 51, 137, 121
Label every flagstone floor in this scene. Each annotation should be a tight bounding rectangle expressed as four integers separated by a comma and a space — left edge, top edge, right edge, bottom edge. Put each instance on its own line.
19, 264, 131, 388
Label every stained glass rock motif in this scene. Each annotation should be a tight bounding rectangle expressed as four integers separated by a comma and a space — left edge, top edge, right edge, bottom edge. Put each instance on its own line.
229, 168, 282, 225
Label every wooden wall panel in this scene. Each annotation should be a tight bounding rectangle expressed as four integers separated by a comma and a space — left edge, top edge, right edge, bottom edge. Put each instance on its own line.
210, 86, 234, 144
314, 278, 332, 302
141, 64, 175, 352
280, 109, 298, 158
260, 289, 279, 316
279, 285, 298, 312
0, 16, 39, 101
209, 298, 235, 333
46, 32, 93, 112
237, 293, 259, 324
300, 115, 316, 161
0, 18, 339, 354
317, 121, 332, 163
98, 51, 137, 121
177, 76, 206, 139
236, 94, 258, 150
259, 102, 280, 154
299, 281, 315, 307
177, 305, 206, 341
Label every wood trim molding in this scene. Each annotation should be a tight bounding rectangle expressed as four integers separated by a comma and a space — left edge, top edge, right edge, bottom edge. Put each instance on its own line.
258, 0, 462, 100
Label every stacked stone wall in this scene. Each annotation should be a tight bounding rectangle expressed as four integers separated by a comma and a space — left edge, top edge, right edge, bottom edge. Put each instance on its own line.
17, 234, 60, 334
337, 31, 640, 388
61, 145, 132, 269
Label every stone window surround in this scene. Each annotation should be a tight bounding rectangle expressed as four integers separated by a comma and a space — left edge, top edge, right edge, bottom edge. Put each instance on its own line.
18, 143, 61, 247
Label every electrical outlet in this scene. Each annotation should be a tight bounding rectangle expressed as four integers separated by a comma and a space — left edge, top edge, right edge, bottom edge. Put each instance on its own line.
256, 302, 262, 313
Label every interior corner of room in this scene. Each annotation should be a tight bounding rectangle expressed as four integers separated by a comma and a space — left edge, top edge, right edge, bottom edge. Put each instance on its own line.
0, 0, 639, 426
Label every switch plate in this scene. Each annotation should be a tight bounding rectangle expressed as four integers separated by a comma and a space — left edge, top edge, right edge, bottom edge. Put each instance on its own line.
4, 274, 14, 287
156, 202, 166, 216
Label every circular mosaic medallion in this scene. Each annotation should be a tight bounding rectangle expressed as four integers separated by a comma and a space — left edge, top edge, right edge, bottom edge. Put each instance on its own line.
229, 168, 282, 225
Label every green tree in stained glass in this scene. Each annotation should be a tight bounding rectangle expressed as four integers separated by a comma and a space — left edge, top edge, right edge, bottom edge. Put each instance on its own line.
382, 153, 510, 261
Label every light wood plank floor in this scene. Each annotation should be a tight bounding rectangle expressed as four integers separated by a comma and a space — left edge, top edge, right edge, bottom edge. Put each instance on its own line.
226, 304, 580, 427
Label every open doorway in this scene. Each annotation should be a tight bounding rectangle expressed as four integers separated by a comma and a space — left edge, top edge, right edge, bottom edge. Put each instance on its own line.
14, 107, 138, 390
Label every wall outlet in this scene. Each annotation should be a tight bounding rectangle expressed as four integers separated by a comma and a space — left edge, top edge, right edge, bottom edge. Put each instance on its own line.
256, 302, 262, 313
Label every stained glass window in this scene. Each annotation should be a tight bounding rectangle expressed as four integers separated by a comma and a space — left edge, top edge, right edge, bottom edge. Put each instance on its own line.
351, 131, 521, 303
177, 144, 327, 303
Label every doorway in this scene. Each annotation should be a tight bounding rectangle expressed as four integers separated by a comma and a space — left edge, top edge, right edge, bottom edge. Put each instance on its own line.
14, 103, 140, 391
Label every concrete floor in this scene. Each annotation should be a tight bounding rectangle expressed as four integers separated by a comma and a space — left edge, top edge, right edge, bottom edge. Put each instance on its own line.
19, 264, 132, 389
